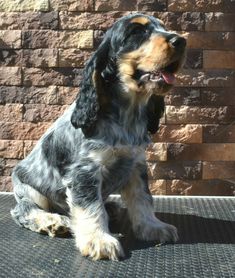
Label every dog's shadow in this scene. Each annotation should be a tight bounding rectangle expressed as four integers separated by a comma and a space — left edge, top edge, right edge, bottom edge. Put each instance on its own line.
56, 204, 235, 260
108, 208, 235, 260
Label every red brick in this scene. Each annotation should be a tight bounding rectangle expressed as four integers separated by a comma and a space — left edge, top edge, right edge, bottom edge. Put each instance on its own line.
149, 180, 167, 195
152, 124, 202, 143
23, 104, 68, 123
166, 106, 235, 124
146, 143, 167, 161
0, 0, 49, 12
0, 86, 23, 104
203, 162, 235, 179
165, 88, 201, 106
0, 30, 21, 49
136, 0, 166, 11
0, 12, 58, 30
187, 32, 235, 50
184, 49, 203, 69
158, 12, 204, 31
0, 104, 23, 122
95, 0, 166, 11
201, 88, 235, 106
95, 0, 137, 11
204, 50, 235, 69
22, 30, 93, 49
167, 143, 235, 161
58, 49, 91, 67
0, 176, 12, 192
0, 86, 77, 105
22, 30, 58, 48
2, 159, 19, 176
176, 69, 235, 87
168, 0, 224, 12
0, 86, 56, 104
0, 122, 51, 140
23, 68, 82, 86
23, 140, 37, 157
0, 140, 23, 159
166, 179, 234, 196
22, 49, 58, 67
224, 0, 235, 12
50, 0, 94, 11
203, 125, 235, 143
0, 67, 21, 85
0, 50, 22, 66
148, 161, 202, 180
59, 11, 126, 30
56, 87, 77, 105
205, 13, 235, 31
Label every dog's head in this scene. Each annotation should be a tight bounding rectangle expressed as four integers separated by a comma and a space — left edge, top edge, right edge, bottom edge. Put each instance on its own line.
71, 14, 186, 131
115, 14, 186, 95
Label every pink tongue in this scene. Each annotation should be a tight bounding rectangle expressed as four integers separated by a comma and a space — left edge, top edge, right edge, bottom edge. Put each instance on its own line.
161, 72, 175, 84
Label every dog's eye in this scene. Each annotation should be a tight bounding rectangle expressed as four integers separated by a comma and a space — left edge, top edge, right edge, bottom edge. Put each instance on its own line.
131, 25, 148, 36
124, 24, 149, 42
133, 26, 148, 35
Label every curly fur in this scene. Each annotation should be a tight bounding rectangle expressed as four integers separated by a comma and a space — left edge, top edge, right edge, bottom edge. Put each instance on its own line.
11, 13, 186, 261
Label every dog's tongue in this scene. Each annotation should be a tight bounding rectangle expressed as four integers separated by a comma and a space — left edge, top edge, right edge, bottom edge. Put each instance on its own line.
161, 72, 175, 84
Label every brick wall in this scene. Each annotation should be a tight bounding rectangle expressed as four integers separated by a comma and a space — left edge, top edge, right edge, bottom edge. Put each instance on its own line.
0, 0, 235, 195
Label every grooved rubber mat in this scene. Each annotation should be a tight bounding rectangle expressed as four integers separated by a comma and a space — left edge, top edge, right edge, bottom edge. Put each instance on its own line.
0, 194, 235, 278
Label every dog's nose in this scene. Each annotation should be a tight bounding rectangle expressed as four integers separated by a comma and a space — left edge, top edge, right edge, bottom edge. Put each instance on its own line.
169, 35, 186, 49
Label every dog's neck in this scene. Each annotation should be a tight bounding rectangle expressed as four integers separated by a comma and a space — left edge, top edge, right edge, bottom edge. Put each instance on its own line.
88, 81, 151, 147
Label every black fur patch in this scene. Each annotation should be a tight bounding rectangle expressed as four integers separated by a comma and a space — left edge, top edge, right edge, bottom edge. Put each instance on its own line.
146, 95, 165, 134
101, 156, 135, 199
42, 132, 71, 176
67, 160, 100, 208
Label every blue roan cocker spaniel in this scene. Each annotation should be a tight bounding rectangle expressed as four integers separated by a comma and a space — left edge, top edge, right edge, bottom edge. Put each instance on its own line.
11, 14, 186, 260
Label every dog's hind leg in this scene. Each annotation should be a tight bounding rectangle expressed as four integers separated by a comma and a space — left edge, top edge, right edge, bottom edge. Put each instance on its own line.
11, 171, 70, 237
11, 199, 70, 237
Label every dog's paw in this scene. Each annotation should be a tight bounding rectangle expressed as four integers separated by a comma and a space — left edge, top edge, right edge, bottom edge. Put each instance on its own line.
36, 214, 71, 237
134, 218, 178, 243
76, 232, 124, 261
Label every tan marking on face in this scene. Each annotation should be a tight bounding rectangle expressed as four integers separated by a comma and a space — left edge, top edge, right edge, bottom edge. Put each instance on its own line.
122, 35, 174, 72
130, 17, 150, 25
118, 34, 174, 98
118, 61, 139, 94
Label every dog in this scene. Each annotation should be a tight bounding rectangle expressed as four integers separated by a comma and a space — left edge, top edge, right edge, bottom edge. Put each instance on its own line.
11, 13, 186, 261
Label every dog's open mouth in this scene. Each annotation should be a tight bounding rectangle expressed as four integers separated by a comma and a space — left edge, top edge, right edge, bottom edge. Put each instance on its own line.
135, 60, 180, 85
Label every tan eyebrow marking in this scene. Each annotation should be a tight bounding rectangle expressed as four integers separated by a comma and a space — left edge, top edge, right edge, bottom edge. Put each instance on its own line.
130, 17, 150, 25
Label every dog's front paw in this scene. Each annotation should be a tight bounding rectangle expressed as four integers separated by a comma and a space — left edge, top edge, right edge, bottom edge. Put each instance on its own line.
134, 218, 178, 243
76, 232, 124, 261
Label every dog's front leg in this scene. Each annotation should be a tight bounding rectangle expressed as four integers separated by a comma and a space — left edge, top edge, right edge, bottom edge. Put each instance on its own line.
121, 162, 178, 243
65, 160, 123, 261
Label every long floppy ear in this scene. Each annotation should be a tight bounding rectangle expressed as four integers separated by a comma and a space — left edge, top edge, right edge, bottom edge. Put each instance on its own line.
146, 95, 165, 134
71, 30, 112, 131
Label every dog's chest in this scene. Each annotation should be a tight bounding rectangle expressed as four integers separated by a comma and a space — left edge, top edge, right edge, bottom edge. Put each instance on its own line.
88, 146, 145, 167
88, 146, 145, 199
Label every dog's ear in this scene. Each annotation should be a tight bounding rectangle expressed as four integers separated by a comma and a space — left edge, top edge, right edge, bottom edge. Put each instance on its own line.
146, 95, 165, 134
71, 30, 112, 131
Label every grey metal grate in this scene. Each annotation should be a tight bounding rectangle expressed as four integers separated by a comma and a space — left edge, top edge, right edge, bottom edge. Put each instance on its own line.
0, 194, 234, 278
